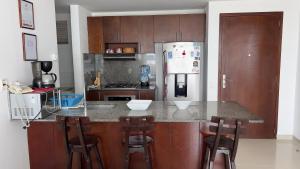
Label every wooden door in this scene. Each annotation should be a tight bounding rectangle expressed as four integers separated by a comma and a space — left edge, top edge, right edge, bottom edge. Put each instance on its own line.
179, 14, 206, 42
219, 12, 283, 138
154, 15, 180, 42
139, 16, 154, 53
87, 17, 104, 53
103, 16, 121, 43
120, 16, 140, 43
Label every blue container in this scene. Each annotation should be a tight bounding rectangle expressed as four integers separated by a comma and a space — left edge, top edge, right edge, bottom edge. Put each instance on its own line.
51, 94, 83, 107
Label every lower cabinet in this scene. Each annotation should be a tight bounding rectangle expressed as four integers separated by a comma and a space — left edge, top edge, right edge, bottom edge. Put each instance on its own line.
86, 89, 155, 101
28, 122, 202, 169
139, 90, 155, 100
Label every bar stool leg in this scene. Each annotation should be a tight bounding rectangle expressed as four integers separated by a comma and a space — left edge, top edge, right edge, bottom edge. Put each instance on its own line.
224, 153, 231, 169
83, 152, 93, 169
67, 151, 73, 169
124, 147, 130, 169
231, 161, 236, 169
209, 161, 214, 169
94, 145, 104, 169
202, 147, 210, 169
144, 145, 152, 169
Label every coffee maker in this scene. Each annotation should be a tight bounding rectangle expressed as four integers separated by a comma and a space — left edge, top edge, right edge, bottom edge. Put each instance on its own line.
31, 61, 57, 88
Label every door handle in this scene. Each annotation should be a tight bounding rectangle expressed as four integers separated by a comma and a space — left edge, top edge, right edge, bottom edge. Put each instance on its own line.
222, 74, 226, 89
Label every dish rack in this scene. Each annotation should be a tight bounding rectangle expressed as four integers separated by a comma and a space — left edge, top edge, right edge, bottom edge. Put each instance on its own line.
51, 94, 83, 108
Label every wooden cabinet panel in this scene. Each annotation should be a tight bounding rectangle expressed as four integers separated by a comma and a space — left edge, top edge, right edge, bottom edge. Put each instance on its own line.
86, 90, 101, 101
120, 16, 140, 43
87, 17, 104, 53
103, 16, 121, 43
28, 122, 56, 169
139, 90, 155, 100
154, 15, 180, 42
28, 121, 207, 169
180, 14, 206, 42
170, 123, 201, 169
139, 16, 154, 53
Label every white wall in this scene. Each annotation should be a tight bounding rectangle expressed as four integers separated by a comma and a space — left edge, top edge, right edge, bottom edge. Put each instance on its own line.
294, 5, 300, 140
70, 5, 91, 94
56, 13, 74, 88
0, 0, 59, 169
207, 0, 300, 136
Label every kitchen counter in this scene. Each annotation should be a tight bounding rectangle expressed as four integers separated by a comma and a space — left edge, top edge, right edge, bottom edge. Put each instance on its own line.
39, 101, 263, 123
28, 101, 263, 169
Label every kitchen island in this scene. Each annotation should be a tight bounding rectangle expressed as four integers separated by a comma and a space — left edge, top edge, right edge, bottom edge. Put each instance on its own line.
27, 101, 262, 169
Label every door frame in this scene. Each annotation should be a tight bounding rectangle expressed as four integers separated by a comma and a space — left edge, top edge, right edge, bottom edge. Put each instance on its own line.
218, 12, 283, 138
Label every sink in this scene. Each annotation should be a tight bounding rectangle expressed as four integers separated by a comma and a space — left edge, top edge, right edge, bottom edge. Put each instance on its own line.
87, 104, 115, 109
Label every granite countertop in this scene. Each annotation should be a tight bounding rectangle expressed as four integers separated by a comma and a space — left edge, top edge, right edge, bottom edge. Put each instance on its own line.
39, 101, 263, 123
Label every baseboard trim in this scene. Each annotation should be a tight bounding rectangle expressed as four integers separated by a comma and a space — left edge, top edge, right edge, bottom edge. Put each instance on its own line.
293, 136, 300, 143
276, 135, 293, 140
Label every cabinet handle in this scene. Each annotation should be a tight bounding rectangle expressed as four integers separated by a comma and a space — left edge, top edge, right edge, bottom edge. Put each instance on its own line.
176, 32, 178, 41
222, 74, 226, 89
139, 44, 142, 53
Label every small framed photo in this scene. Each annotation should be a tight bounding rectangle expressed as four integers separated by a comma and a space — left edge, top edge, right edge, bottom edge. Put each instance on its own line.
22, 33, 38, 61
19, 0, 35, 29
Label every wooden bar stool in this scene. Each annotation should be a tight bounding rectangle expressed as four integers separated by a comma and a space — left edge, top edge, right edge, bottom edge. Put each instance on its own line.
56, 116, 105, 169
202, 116, 247, 169
119, 116, 154, 169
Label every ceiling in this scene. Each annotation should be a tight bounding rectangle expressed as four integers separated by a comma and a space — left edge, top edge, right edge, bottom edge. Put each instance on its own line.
55, 0, 209, 13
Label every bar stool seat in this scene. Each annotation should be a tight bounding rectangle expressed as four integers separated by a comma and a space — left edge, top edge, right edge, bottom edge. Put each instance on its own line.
127, 135, 153, 148
204, 135, 234, 150
69, 135, 99, 149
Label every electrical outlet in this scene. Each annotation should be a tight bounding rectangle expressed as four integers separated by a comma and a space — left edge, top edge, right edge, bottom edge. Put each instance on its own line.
0, 79, 8, 92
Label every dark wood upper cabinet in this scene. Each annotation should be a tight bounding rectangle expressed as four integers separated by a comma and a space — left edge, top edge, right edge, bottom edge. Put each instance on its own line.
154, 15, 180, 42
179, 14, 206, 42
87, 14, 206, 53
120, 16, 140, 43
87, 17, 104, 53
103, 16, 121, 43
139, 16, 154, 53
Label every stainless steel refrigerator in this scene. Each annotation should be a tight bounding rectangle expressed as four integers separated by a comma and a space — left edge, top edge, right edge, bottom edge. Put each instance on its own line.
163, 42, 204, 101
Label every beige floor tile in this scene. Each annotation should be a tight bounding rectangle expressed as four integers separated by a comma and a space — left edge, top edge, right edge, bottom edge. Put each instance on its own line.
235, 139, 300, 169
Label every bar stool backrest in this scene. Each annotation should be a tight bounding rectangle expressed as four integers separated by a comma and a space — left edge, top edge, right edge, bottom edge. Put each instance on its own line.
119, 116, 154, 132
208, 116, 248, 161
56, 116, 91, 153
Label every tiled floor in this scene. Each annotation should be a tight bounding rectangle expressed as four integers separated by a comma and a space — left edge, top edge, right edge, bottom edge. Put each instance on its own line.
235, 139, 300, 169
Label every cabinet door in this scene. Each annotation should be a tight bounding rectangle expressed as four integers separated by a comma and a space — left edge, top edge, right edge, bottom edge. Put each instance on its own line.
139, 90, 155, 100
103, 16, 121, 43
28, 123, 56, 169
179, 14, 206, 42
139, 16, 154, 53
120, 16, 140, 43
154, 15, 180, 42
86, 90, 101, 101
87, 17, 104, 53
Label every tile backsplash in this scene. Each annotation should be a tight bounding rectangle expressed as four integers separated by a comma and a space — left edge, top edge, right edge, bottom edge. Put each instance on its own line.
103, 54, 156, 84
83, 53, 157, 87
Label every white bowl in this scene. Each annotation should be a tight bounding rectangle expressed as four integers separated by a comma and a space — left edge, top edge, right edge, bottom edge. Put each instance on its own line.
173, 101, 191, 110
127, 100, 152, 110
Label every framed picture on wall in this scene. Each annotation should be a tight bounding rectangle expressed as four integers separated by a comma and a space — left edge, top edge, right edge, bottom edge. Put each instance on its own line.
22, 33, 38, 61
19, 0, 35, 29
